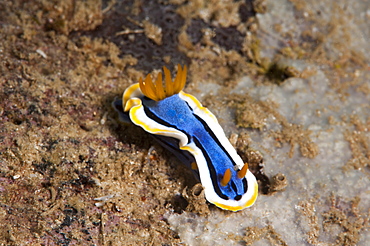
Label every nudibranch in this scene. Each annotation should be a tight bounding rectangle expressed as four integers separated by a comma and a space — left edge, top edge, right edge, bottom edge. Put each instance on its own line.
113, 65, 258, 211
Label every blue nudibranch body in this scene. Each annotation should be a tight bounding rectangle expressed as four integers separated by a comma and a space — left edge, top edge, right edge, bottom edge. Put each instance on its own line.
115, 65, 258, 211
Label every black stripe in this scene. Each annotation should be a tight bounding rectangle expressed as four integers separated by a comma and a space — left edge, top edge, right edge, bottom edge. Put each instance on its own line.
193, 137, 229, 200
242, 177, 248, 194
193, 114, 238, 167
231, 181, 238, 193
234, 195, 242, 201
184, 101, 193, 111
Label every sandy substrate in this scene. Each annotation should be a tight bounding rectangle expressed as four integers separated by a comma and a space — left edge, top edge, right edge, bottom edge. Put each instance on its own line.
0, 0, 369, 245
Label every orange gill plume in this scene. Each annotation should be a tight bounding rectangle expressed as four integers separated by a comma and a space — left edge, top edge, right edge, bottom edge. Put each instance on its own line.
237, 163, 249, 179
139, 64, 187, 101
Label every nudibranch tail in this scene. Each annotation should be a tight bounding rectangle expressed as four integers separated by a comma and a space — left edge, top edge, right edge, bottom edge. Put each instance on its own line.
139, 64, 187, 101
